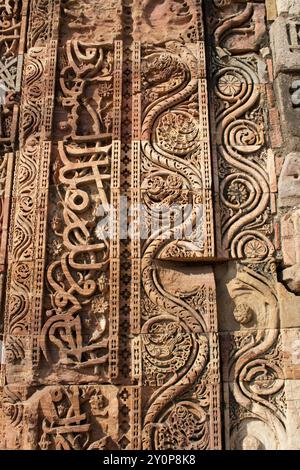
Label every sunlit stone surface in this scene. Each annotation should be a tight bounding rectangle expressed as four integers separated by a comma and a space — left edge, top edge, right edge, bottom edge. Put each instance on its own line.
0, 0, 300, 450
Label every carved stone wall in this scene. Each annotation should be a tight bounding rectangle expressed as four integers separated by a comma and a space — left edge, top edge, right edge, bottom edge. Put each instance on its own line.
0, 0, 299, 450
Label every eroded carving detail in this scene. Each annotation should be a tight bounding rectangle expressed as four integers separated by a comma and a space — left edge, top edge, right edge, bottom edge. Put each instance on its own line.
0, 0, 294, 452
140, 42, 213, 260
132, 0, 203, 43
129, 0, 221, 449
38, 37, 121, 379
0, 384, 137, 450
60, 0, 122, 43
207, 0, 287, 449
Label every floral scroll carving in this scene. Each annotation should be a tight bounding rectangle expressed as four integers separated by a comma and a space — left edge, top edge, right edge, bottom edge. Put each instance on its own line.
136, 263, 220, 450
27, 0, 60, 48
128, 0, 222, 450
214, 57, 273, 260
0, 0, 291, 452
38, 37, 121, 379
207, 0, 287, 449
1, 2, 57, 384
207, 1, 274, 263
0, 0, 26, 145
226, 267, 286, 449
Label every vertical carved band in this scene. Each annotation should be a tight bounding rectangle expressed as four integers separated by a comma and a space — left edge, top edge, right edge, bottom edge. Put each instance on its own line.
3, 4, 59, 381
0, 0, 29, 332
206, 0, 286, 449
130, 0, 221, 450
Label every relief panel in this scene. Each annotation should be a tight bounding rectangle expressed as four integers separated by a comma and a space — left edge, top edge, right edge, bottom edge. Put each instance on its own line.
133, 40, 214, 262
0, 384, 139, 450
0, 0, 28, 146
207, 1, 275, 262
134, 265, 221, 450
1, 0, 295, 452
206, 0, 287, 449
132, 0, 204, 43
39, 37, 122, 379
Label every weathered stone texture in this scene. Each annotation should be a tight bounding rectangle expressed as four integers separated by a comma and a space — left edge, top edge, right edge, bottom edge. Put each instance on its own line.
276, 0, 300, 15
0, 0, 299, 451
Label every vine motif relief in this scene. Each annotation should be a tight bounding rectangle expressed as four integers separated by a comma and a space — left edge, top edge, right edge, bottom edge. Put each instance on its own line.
214, 54, 274, 261
27, 0, 62, 48
3, 39, 54, 378
207, 0, 286, 449
208, 1, 274, 261
137, 44, 220, 443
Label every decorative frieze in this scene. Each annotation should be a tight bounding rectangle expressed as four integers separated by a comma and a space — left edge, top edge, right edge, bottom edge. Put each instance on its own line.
1, 0, 300, 451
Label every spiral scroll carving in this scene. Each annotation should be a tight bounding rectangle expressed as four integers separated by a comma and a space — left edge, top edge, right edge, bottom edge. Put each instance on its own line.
40, 42, 116, 378
138, 39, 219, 449
207, 0, 286, 449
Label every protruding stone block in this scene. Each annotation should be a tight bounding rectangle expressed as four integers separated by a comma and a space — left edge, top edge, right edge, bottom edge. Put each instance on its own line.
278, 153, 300, 207
276, 0, 300, 16
271, 16, 300, 75
281, 209, 300, 294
